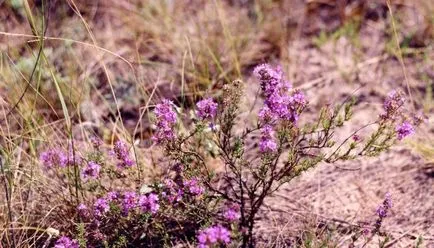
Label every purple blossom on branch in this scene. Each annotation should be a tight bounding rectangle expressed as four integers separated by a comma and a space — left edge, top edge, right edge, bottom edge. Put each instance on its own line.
197, 225, 231, 248
372, 192, 392, 234
54, 236, 79, 248
184, 178, 205, 196
152, 99, 177, 144
253, 64, 284, 98
162, 179, 183, 203
106, 191, 119, 201
196, 97, 218, 120
258, 106, 277, 124
122, 191, 138, 214
223, 203, 240, 222
112, 140, 135, 169
39, 149, 68, 169
254, 64, 307, 125
138, 193, 160, 214
90, 135, 103, 149
381, 90, 405, 120
352, 134, 362, 142
94, 198, 110, 217
81, 161, 101, 181
395, 121, 414, 140
259, 125, 277, 153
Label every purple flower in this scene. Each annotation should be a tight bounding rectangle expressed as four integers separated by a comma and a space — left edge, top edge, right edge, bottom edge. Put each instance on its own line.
253, 64, 283, 98
259, 125, 277, 153
223, 204, 240, 222
259, 139, 277, 153
122, 191, 137, 213
94, 198, 110, 217
138, 193, 160, 214
184, 178, 205, 196
196, 98, 218, 120
154, 99, 177, 124
54, 236, 79, 248
162, 179, 183, 203
352, 134, 362, 142
106, 191, 119, 201
254, 64, 307, 125
39, 149, 67, 168
81, 161, 101, 181
197, 225, 231, 247
112, 140, 135, 169
373, 192, 393, 234
152, 99, 177, 144
395, 121, 414, 140
258, 106, 277, 124
381, 90, 405, 120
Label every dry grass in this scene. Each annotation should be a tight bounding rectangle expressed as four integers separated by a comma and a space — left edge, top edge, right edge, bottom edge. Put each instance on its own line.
0, 0, 433, 247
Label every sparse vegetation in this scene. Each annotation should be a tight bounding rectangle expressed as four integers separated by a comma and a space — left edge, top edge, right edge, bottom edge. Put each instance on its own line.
1, 0, 433, 247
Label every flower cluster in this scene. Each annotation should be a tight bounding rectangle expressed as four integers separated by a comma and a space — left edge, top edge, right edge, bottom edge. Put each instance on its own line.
106, 191, 119, 201
112, 140, 134, 168
223, 203, 240, 222
395, 121, 415, 140
381, 90, 405, 120
139, 193, 160, 214
372, 192, 392, 234
81, 161, 101, 181
152, 99, 177, 144
197, 225, 231, 248
254, 64, 307, 125
161, 179, 184, 203
376, 192, 392, 219
122, 191, 138, 214
259, 125, 277, 153
93, 198, 110, 217
184, 178, 205, 196
90, 190, 161, 218
54, 236, 79, 248
40, 149, 68, 168
253, 64, 286, 98
196, 98, 218, 120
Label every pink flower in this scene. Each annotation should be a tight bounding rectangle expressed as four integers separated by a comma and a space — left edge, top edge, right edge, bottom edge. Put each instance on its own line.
196, 98, 218, 120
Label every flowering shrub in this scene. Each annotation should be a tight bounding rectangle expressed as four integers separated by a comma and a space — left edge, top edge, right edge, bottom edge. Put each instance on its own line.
37, 64, 420, 247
